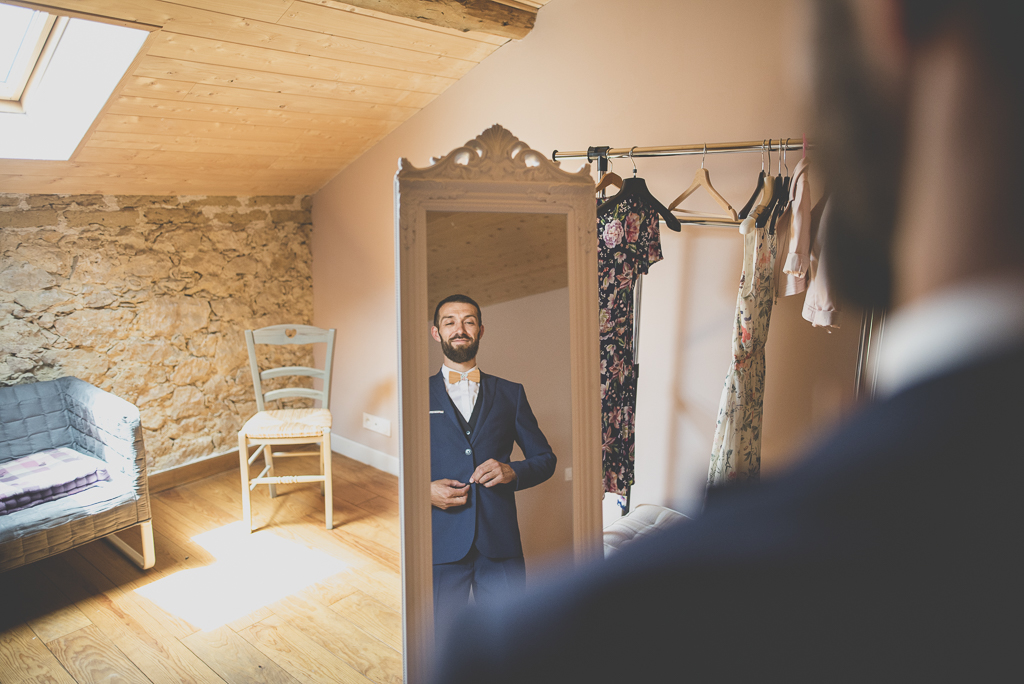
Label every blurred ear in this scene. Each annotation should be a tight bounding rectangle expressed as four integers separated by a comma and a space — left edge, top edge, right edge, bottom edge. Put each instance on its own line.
431, 326, 441, 342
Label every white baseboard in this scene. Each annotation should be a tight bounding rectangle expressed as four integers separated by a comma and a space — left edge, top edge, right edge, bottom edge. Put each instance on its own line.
331, 433, 399, 477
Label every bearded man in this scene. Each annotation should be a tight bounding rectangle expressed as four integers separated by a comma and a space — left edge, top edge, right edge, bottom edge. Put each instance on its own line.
433, 0, 1023, 681
427, 294, 557, 644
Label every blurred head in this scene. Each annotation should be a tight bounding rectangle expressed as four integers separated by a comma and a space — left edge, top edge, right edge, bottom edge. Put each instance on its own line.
432, 295, 483, 365
811, 0, 1024, 309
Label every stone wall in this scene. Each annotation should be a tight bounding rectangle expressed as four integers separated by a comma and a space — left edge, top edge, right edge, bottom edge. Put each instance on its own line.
0, 194, 315, 473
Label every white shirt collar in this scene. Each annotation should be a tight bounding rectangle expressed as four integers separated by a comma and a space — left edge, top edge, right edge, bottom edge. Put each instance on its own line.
876, 276, 1024, 397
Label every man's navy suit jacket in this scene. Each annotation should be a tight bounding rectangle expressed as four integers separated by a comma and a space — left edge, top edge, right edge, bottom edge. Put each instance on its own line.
430, 370, 556, 565
434, 346, 1023, 682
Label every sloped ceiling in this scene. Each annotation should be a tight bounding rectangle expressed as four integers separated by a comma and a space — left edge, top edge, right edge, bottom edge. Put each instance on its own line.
0, 0, 550, 195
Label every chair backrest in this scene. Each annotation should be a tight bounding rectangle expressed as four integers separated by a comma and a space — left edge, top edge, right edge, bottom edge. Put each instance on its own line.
244, 324, 337, 412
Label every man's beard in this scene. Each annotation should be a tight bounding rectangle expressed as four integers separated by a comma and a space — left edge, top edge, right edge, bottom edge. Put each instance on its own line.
440, 335, 479, 364
812, 0, 907, 311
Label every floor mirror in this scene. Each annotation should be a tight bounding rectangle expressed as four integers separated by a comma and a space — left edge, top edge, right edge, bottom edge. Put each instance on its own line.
395, 125, 602, 681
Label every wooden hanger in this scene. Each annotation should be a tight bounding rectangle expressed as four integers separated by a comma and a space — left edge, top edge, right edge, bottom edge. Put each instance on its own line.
667, 145, 738, 222
595, 171, 622, 196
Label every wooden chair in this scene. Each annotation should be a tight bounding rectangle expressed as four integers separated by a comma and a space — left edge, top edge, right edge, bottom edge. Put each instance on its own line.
238, 324, 337, 531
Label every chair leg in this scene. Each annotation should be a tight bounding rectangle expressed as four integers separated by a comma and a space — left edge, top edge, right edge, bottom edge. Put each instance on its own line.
319, 444, 325, 495
266, 443, 277, 499
105, 520, 156, 570
322, 428, 333, 530
239, 432, 253, 533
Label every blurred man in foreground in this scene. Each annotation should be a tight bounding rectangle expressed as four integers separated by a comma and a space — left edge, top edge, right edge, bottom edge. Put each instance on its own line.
433, 1, 1023, 680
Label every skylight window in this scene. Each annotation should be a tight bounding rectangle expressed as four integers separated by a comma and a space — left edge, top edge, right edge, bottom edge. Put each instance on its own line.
0, 6, 148, 161
0, 4, 58, 103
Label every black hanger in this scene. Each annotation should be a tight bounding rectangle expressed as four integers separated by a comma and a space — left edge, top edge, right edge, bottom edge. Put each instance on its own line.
598, 148, 681, 232
738, 171, 765, 219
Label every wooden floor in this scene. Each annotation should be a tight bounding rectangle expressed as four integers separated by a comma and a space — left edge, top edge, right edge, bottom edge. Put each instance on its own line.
0, 453, 403, 684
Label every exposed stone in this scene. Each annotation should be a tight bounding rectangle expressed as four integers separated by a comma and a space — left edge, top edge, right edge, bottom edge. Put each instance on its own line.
212, 211, 267, 228
136, 297, 210, 338
251, 196, 296, 207
183, 196, 239, 208
14, 290, 72, 311
2, 194, 312, 472
270, 210, 309, 225
170, 357, 213, 386
0, 262, 57, 292
16, 242, 74, 277
122, 252, 174, 279
0, 318, 51, 355
64, 208, 138, 229
206, 230, 249, 253
6, 357, 35, 374
54, 308, 135, 350
0, 209, 59, 228
143, 207, 208, 226
60, 349, 111, 384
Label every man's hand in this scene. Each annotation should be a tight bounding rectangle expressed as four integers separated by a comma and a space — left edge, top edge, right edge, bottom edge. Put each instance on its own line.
470, 459, 517, 488
431, 479, 469, 509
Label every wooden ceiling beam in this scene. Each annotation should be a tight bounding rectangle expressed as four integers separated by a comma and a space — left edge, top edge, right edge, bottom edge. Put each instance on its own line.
322, 0, 536, 40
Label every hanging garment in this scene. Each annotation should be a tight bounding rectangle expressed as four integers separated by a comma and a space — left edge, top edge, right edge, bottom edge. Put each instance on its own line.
802, 196, 840, 328
597, 195, 664, 495
708, 222, 778, 486
773, 157, 812, 298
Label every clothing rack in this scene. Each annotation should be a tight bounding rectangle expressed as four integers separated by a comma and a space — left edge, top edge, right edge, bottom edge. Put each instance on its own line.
551, 138, 806, 164
560, 136, 880, 508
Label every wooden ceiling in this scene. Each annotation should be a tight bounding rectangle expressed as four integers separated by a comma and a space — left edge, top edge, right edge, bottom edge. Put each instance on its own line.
0, 0, 550, 196
426, 210, 567, 315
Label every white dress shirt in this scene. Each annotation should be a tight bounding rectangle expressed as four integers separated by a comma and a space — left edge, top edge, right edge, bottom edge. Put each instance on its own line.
876, 276, 1024, 397
442, 364, 480, 422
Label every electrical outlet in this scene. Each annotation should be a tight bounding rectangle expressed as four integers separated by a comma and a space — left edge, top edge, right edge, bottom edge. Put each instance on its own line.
362, 413, 391, 436
564, 467, 573, 481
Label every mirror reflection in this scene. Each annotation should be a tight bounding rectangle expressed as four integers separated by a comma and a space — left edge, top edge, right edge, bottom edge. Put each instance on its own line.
424, 211, 573, 641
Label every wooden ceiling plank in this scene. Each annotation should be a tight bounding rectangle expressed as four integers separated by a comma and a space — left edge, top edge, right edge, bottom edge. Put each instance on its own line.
306, 0, 536, 40
267, 155, 360, 170
182, 84, 421, 121
73, 147, 281, 169
279, 2, 504, 60
94, 114, 310, 143
107, 97, 398, 134
85, 130, 369, 158
119, 75, 195, 101
298, 0, 507, 46
162, 0, 294, 24
134, 56, 437, 109
160, 11, 479, 78
148, 31, 459, 95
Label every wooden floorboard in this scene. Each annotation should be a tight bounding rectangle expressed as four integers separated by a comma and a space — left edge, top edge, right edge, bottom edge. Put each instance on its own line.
0, 452, 401, 683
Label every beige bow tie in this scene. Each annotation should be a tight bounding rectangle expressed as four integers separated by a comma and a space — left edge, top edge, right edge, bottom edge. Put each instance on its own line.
448, 369, 480, 384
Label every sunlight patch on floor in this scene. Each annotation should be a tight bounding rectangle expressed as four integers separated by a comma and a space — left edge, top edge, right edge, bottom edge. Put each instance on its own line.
135, 522, 348, 631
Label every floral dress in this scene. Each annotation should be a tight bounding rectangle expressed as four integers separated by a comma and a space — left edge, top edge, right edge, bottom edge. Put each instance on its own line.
598, 196, 664, 495
707, 222, 777, 485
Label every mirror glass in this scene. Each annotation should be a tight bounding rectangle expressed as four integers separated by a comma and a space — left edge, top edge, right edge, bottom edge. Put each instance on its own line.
426, 211, 573, 571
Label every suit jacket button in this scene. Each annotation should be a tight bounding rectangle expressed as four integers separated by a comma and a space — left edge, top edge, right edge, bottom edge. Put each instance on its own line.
465, 448, 472, 455
465, 430, 471, 436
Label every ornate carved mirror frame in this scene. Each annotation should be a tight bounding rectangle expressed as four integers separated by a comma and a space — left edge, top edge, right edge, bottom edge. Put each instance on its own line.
395, 125, 602, 680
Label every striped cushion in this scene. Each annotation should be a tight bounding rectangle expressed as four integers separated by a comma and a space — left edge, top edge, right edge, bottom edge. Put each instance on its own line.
0, 447, 111, 516
240, 408, 332, 440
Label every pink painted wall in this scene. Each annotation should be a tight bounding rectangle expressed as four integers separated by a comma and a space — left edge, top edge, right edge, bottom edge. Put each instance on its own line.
313, 0, 861, 518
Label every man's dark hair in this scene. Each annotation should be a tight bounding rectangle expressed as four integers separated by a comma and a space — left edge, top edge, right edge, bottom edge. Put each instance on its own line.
433, 294, 482, 329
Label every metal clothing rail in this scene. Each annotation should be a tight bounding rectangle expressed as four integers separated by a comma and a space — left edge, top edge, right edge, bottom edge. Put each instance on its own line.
551, 138, 806, 163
